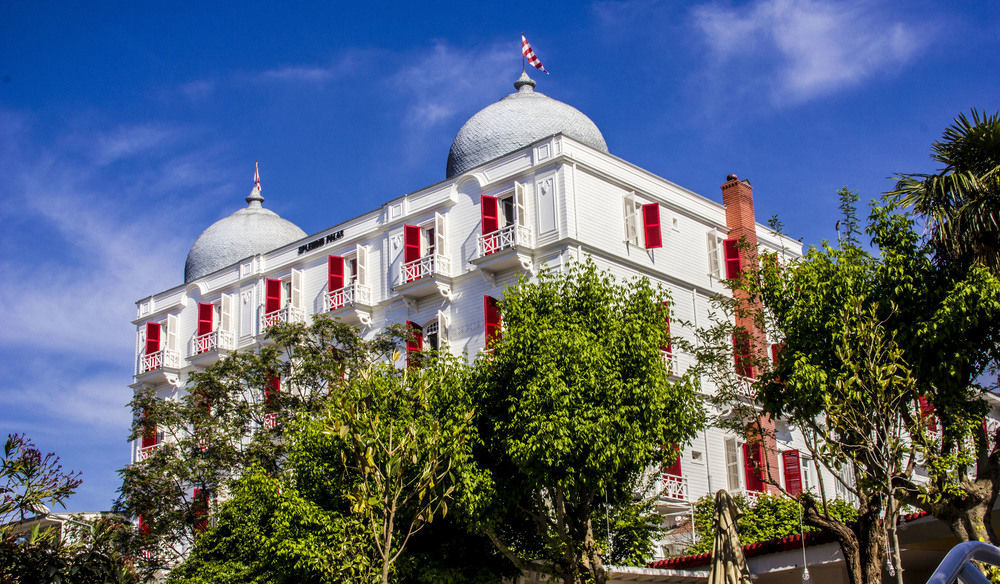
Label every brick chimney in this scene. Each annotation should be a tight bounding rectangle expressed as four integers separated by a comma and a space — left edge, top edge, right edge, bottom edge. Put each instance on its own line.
721, 174, 780, 495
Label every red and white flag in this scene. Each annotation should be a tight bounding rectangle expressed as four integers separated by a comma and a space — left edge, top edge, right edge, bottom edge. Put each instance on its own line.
521, 33, 549, 75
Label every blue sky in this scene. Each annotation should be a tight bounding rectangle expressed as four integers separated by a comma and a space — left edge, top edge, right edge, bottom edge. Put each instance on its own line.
1, 1, 997, 512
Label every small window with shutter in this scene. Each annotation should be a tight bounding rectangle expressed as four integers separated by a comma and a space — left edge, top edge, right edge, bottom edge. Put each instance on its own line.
484, 296, 502, 348
406, 321, 423, 368
642, 203, 662, 249
723, 238, 742, 280
782, 450, 802, 496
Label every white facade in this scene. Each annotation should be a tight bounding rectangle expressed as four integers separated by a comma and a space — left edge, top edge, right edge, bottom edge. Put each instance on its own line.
130, 74, 824, 561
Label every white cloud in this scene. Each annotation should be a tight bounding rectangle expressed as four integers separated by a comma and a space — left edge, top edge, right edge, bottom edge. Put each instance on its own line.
0, 113, 225, 362
388, 40, 514, 130
691, 0, 927, 104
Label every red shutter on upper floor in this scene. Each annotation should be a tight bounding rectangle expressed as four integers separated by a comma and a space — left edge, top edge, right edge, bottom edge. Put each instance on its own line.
733, 333, 754, 379
723, 238, 742, 280
743, 442, 765, 492
664, 446, 682, 477
642, 203, 662, 249
481, 195, 499, 235
138, 515, 150, 535
145, 322, 161, 355
404, 225, 421, 263
406, 321, 423, 368
484, 296, 502, 348
265, 278, 282, 314
197, 302, 214, 336
919, 396, 938, 432
782, 450, 802, 496
328, 255, 345, 292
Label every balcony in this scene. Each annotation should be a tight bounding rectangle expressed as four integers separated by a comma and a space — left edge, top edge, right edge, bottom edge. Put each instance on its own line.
731, 488, 763, 504
662, 350, 697, 379
324, 282, 374, 326
136, 444, 159, 462
259, 306, 306, 332
135, 349, 181, 386
263, 413, 278, 430
660, 473, 689, 502
395, 255, 453, 300
188, 329, 236, 367
471, 224, 534, 274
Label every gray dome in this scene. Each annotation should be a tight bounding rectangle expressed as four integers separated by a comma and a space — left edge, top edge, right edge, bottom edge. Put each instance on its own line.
184, 178, 306, 283
446, 72, 608, 178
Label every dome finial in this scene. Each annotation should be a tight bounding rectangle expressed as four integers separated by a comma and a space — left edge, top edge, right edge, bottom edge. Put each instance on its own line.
246, 161, 264, 208
514, 70, 536, 93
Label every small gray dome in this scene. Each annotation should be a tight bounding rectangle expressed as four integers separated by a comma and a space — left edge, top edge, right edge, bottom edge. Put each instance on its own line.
446, 72, 608, 178
184, 174, 306, 283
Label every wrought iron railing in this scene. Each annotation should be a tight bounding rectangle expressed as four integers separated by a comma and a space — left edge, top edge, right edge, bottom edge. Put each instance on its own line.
191, 329, 236, 356
325, 282, 372, 311
139, 349, 181, 374
477, 224, 533, 257
259, 306, 305, 331
401, 254, 450, 283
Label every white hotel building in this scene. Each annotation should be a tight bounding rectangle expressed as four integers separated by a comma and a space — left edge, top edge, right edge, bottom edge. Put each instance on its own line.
129, 71, 861, 562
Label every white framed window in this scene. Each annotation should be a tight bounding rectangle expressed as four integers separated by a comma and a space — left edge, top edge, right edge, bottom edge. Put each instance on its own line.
707, 232, 724, 279
623, 193, 643, 245
801, 456, 813, 492
725, 437, 742, 491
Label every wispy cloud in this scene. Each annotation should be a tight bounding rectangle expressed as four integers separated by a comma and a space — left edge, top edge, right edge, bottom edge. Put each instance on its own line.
690, 0, 929, 105
388, 40, 513, 130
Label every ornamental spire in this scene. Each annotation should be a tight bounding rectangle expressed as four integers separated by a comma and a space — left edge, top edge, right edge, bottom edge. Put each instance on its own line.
246, 161, 264, 208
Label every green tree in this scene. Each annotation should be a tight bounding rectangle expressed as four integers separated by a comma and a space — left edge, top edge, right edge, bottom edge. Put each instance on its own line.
685, 493, 858, 555
469, 259, 702, 584
697, 191, 1000, 584
115, 317, 397, 575
890, 109, 1000, 272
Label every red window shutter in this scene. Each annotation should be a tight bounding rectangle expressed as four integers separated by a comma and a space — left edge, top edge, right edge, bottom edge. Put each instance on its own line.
328, 255, 345, 292
771, 342, 785, 367
743, 442, 764, 492
642, 203, 662, 249
192, 489, 208, 533
484, 296, 502, 348
481, 195, 499, 235
265, 374, 280, 412
664, 446, 682, 477
145, 322, 161, 355
659, 301, 672, 354
141, 414, 158, 449
782, 450, 802, 496
406, 321, 423, 368
138, 514, 150, 535
919, 396, 938, 432
197, 302, 214, 336
265, 278, 282, 313
733, 334, 754, 378
723, 238, 742, 280
403, 225, 421, 263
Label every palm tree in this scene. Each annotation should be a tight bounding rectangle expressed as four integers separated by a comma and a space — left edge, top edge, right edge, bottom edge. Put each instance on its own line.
889, 109, 1000, 272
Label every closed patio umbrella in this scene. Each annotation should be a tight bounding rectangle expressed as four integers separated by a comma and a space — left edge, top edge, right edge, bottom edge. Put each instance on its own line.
708, 489, 752, 584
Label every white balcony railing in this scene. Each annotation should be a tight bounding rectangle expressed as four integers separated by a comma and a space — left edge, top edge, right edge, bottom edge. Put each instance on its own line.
259, 306, 306, 331
263, 413, 278, 429
477, 224, 533, 257
732, 488, 763, 504
401, 254, 450, 284
324, 282, 372, 311
660, 473, 689, 503
662, 350, 698, 378
190, 329, 236, 356
139, 349, 181, 374
137, 444, 159, 461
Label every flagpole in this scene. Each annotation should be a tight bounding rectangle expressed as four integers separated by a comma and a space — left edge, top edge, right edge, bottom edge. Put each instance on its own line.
521, 31, 526, 73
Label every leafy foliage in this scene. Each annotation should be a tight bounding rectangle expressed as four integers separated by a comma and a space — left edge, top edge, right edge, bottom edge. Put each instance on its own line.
890, 109, 1000, 272
685, 494, 858, 555
1, 434, 81, 523
469, 259, 702, 584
